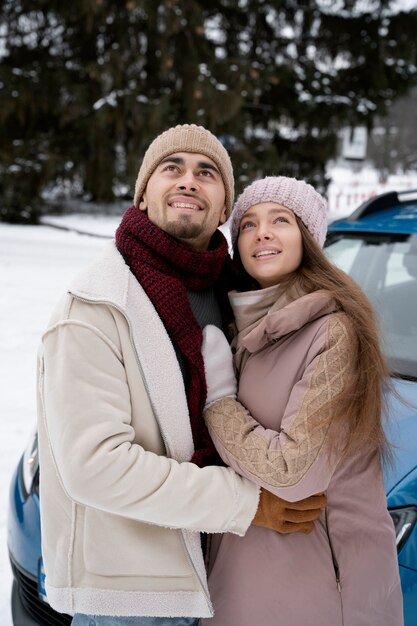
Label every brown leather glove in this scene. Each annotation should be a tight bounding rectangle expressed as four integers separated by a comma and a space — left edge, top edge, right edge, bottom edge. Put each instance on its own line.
252, 489, 327, 534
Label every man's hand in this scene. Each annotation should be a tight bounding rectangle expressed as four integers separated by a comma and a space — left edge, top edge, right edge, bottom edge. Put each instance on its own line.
252, 488, 327, 534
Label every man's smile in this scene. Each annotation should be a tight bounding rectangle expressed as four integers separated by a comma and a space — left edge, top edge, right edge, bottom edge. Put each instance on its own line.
167, 195, 205, 211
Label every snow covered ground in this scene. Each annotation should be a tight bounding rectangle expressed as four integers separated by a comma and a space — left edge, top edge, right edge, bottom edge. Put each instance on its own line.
0, 216, 119, 625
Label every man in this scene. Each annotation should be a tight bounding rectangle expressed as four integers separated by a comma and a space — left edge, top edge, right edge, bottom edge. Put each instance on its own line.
37, 124, 326, 626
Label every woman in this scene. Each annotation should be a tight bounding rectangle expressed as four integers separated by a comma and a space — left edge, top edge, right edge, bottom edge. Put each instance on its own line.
201, 176, 403, 626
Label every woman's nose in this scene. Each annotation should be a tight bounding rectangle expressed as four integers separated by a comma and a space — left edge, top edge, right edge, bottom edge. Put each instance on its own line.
255, 227, 272, 241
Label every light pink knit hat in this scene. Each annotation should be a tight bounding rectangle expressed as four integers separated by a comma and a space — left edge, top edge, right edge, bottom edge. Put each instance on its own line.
133, 124, 234, 217
230, 176, 328, 247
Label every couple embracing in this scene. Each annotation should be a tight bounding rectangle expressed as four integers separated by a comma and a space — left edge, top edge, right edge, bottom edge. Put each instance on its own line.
37, 125, 403, 626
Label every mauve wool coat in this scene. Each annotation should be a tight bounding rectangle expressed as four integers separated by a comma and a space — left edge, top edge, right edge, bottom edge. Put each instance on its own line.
202, 288, 403, 626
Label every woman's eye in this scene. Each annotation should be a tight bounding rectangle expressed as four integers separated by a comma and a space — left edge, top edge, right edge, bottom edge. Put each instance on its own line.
274, 216, 289, 224
241, 221, 254, 230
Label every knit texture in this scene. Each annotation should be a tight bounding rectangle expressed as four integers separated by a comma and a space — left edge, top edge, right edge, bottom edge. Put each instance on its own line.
115, 206, 228, 466
133, 124, 234, 217
230, 176, 328, 247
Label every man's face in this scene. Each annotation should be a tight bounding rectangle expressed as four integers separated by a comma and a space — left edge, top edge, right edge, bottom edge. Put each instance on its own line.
139, 152, 227, 250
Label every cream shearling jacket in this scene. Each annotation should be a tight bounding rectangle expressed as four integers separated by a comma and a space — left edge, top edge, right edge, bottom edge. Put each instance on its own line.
37, 242, 259, 618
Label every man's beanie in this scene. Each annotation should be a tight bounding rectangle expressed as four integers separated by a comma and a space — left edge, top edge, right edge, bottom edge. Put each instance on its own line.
230, 176, 328, 248
133, 124, 234, 217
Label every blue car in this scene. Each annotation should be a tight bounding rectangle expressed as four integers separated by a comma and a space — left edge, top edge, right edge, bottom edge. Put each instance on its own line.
8, 189, 417, 625
326, 189, 417, 624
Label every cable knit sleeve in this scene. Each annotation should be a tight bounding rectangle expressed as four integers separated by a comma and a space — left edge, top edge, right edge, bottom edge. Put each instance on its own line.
204, 315, 353, 501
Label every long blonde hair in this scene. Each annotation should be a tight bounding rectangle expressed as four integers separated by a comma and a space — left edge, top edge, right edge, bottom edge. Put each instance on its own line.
232, 216, 391, 462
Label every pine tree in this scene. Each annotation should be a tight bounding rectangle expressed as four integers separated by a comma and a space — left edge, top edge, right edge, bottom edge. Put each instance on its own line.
1, 0, 416, 222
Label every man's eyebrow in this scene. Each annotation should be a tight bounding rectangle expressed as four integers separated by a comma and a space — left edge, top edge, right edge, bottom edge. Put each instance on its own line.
197, 161, 220, 174
158, 156, 220, 175
159, 156, 184, 165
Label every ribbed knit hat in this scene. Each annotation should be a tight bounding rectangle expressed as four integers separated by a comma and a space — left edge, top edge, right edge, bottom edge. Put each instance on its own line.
230, 176, 328, 247
133, 124, 234, 217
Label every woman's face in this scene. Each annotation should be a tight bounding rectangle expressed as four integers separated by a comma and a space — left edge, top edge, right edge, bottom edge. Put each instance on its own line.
237, 202, 303, 288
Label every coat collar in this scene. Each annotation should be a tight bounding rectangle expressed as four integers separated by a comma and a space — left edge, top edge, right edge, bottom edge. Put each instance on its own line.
69, 241, 130, 308
230, 286, 338, 354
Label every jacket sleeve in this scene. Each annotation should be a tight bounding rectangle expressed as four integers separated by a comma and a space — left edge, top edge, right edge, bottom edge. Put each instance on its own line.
39, 306, 259, 536
204, 315, 352, 502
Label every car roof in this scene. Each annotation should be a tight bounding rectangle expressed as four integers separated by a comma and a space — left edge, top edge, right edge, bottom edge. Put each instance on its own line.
329, 189, 417, 235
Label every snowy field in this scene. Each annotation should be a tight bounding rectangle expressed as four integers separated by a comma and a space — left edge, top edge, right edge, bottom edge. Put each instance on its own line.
0, 215, 119, 625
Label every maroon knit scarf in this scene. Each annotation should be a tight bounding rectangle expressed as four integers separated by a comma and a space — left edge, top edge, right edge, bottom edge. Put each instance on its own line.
115, 206, 228, 467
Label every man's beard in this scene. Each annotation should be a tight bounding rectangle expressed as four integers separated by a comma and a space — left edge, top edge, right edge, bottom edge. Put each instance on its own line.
165, 214, 205, 242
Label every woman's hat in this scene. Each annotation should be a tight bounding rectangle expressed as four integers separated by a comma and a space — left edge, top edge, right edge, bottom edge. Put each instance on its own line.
230, 176, 328, 247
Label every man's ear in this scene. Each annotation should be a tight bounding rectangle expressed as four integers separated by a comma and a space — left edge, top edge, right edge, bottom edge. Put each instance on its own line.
218, 206, 227, 226
138, 194, 147, 211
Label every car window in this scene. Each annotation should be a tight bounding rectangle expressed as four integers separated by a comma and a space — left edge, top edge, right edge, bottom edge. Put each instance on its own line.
323, 238, 363, 274
386, 240, 417, 286
326, 233, 417, 379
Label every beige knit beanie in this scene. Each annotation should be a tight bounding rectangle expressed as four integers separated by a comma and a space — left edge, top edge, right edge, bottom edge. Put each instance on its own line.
230, 176, 328, 247
133, 124, 234, 217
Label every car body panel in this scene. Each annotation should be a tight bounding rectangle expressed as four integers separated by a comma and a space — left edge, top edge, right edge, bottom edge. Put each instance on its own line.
8, 459, 72, 625
383, 380, 417, 497
8, 459, 41, 577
